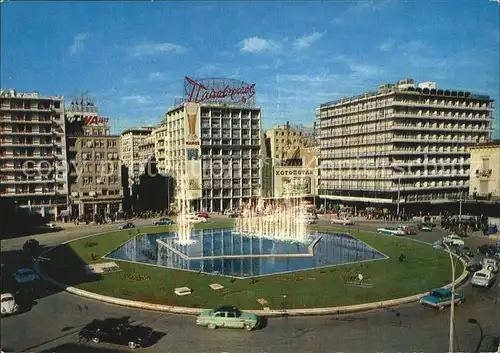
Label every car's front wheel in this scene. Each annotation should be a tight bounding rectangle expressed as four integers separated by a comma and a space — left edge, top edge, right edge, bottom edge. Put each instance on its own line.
128, 341, 138, 349
91, 337, 100, 343
244, 323, 254, 331
207, 323, 217, 330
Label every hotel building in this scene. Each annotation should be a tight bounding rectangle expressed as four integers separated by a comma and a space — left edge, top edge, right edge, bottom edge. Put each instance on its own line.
0, 89, 68, 218
155, 77, 261, 212
65, 99, 122, 217
468, 140, 500, 201
317, 78, 494, 211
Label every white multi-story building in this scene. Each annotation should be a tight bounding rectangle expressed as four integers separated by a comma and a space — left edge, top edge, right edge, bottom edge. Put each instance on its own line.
0, 88, 68, 218
155, 77, 261, 212
317, 79, 494, 211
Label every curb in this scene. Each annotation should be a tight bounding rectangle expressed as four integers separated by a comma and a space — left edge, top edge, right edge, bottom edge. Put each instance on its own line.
34, 231, 470, 317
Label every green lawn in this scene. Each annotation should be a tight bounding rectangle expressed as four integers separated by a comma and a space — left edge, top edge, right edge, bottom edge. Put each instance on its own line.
44, 222, 460, 310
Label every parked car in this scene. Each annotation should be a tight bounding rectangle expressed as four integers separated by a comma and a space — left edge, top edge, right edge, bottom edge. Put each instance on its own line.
420, 288, 465, 310
198, 211, 209, 218
481, 258, 499, 273
79, 319, 153, 349
153, 218, 174, 226
13, 269, 40, 285
196, 306, 259, 331
0, 293, 19, 316
119, 222, 135, 230
442, 234, 465, 247
228, 212, 240, 218
471, 269, 496, 288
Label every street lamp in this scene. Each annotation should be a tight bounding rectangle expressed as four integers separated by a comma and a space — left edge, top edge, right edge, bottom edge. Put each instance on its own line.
441, 242, 468, 353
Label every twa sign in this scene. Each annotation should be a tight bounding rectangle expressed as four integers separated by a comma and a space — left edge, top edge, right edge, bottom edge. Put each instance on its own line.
67, 115, 109, 125
184, 77, 256, 105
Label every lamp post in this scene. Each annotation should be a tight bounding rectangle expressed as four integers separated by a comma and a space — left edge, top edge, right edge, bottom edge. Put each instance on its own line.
441, 242, 467, 353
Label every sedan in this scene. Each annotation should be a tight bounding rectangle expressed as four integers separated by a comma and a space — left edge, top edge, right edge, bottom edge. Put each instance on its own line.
13, 269, 40, 284
196, 306, 259, 331
153, 218, 174, 226
119, 222, 135, 230
471, 269, 496, 288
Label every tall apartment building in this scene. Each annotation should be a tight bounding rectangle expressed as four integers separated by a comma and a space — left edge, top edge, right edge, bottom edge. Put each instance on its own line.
155, 77, 261, 212
121, 126, 155, 182
0, 88, 68, 218
318, 79, 494, 211
65, 98, 122, 217
468, 140, 500, 200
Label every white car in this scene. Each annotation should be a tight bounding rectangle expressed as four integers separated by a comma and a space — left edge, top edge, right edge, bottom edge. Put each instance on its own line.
331, 218, 354, 226
13, 268, 40, 284
481, 258, 499, 273
471, 269, 496, 288
1, 293, 19, 316
187, 215, 207, 224
442, 235, 465, 247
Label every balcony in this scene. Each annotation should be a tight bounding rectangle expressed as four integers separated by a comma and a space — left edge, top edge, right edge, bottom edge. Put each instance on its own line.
475, 169, 492, 179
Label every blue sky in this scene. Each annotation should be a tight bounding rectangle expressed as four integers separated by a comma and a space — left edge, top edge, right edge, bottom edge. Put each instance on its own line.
1, 1, 499, 136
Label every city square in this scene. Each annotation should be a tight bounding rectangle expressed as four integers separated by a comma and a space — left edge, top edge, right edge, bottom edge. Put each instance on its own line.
1, 1, 500, 353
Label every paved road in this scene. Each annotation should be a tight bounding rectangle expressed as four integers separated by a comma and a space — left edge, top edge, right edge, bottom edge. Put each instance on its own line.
1, 219, 499, 353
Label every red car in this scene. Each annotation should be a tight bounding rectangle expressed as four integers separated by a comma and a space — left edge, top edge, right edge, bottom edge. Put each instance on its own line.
198, 211, 209, 218
405, 227, 417, 235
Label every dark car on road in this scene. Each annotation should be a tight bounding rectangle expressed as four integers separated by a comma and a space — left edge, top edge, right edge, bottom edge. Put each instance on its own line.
152, 217, 174, 226
119, 222, 135, 230
79, 319, 153, 349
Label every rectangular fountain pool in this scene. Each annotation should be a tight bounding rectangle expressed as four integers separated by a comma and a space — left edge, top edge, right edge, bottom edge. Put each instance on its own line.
104, 228, 387, 278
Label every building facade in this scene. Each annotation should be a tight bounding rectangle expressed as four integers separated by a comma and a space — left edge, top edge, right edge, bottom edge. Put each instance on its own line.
317, 78, 494, 211
262, 123, 318, 199
155, 77, 261, 212
468, 140, 500, 200
65, 99, 122, 218
121, 126, 155, 182
0, 88, 68, 218
137, 132, 155, 175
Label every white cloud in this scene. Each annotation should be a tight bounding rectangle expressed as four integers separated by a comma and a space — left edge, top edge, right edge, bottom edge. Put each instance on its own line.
147, 72, 169, 81
129, 43, 188, 57
240, 37, 282, 53
293, 32, 326, 51
378, 39, 395, 51
120, 95, 149, 105
68, 33, 90, 56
